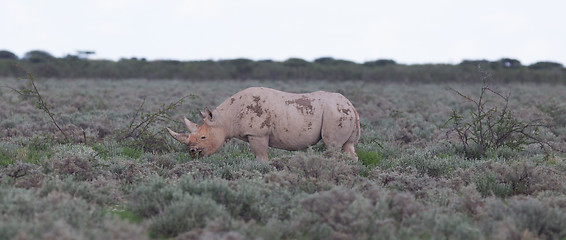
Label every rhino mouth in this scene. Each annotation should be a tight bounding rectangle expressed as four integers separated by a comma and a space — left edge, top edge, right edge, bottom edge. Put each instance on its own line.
189, 148, 204, 158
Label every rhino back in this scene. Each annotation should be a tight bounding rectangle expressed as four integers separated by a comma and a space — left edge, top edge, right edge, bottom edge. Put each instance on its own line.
215, 87, 353, 150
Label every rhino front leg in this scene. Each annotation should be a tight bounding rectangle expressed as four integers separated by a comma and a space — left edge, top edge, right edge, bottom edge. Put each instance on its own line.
248, 135, 269, 163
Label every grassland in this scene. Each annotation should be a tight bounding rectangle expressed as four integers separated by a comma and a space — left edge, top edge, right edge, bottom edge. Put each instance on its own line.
1, 77, 566, 239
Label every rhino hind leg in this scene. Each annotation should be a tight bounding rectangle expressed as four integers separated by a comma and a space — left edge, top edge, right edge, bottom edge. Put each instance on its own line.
248, 135, 269, 163
321, 107, 359, 161
321, 126, 356, 159
342, 142, 358, 161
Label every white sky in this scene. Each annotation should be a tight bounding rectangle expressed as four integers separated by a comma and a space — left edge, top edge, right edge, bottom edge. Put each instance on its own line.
1, 0, 565, 65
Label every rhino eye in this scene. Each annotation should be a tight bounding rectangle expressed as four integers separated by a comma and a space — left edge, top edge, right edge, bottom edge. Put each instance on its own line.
200, 136, 206, 139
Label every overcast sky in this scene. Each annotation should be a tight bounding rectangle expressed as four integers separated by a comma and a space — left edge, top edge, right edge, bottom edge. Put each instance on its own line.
1, 0, 564, 65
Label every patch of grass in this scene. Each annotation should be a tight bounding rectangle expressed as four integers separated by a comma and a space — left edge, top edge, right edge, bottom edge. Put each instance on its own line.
106, 206, 143, 224
0, 153, 14, 167
92, 143, 109, 160
121, 146, 143, 159
21, 137, 52, 165
357, 149, 383, 167
0, 142, 19, 167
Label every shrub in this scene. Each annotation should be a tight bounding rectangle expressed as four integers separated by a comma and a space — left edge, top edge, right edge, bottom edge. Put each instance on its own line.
179, 175, 297, 223
537, 100, 566, 129
0, 163, 44, 188
417, 212, 483, 240
127, 176, 178, 218
116, 95, 188, 152
475, 171, 512, 198
483, 196, 566, 238
298, 187, 375, 239
267, 152, 360, 193
49, 144, 99, 181
475, 160, 566, 198
0, 188, 107, 240
39, 177, 115, 205
444, 69, 550, 158
148, 194, 228, 238
367, 167, 448, 195
9, 70, 71, 142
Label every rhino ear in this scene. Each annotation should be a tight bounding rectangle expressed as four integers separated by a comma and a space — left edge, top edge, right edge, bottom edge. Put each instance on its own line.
200, 108, 213, 121
167, 128, 190, 145
183, 117, 199, 133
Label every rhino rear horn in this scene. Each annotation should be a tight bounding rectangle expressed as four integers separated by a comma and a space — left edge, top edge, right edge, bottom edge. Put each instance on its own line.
167, 128, 190, 145
184, 117, 199, 133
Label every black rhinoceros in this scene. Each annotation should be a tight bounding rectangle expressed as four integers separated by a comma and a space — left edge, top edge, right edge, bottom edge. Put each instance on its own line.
167, 87, 360, 162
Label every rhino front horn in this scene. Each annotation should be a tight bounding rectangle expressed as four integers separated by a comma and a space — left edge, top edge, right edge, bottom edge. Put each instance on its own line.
167, 127, 190, 145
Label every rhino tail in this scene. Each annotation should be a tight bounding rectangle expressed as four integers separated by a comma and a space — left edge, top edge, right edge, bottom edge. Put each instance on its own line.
352, 107, 361, 144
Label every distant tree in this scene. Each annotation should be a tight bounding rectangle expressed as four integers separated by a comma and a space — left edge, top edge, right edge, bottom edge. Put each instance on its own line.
314, 57, 335, 64
283, 58, 309, 67
0, 50, 18, 59
363, 59, 396, 67
63, 54, 80, 60
314, 57, 355, 65
528, 61, 564, 70
459, 59, 491, 68
23, 50, 54, 63
219, 58, 253, 66
218, 58, 254, 79
499, 58, 521, 68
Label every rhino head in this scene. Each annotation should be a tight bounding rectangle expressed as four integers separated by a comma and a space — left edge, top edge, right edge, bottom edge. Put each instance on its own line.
167, 108, 226, 158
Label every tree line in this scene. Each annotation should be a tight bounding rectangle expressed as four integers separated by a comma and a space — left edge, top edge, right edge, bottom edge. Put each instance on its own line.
0, 50, 565, 83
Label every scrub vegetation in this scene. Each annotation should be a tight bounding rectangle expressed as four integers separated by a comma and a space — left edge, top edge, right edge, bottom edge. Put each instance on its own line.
1, 72, 566, 239
1, 49, 565, 83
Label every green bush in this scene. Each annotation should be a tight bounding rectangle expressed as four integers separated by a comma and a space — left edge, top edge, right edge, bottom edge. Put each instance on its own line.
357, 149, 383, 167
121, 146, 143, 159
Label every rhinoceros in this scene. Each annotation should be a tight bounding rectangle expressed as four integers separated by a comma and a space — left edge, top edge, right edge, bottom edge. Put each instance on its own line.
167, 87, 360, 162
